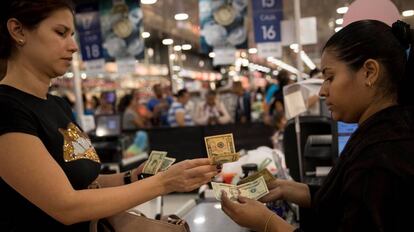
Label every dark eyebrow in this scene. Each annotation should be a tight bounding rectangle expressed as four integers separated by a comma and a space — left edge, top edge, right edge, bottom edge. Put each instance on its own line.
56, 24, 74, 33
322, 67, 331, 75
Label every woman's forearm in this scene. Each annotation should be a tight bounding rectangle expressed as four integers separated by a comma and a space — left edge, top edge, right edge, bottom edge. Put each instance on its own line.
63, 174, 166, 225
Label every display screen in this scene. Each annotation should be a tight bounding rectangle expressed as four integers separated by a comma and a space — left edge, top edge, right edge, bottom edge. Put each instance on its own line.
95, 114, 121, 137
337, 121, 358, 155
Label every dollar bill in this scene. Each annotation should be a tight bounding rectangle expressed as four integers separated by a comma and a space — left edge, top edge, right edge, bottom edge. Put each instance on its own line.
211, 182, 240, 201
159, 157, 176, 172
211, 176, 269, 201
142, 150, 167, 174
210, 153, 240, 165
204, 133, 239, 164
238, 176, 269, 200
237, 168, 275, 186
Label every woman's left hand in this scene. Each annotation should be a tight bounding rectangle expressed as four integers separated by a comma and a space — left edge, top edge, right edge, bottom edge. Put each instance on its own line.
221, 191, 273, 231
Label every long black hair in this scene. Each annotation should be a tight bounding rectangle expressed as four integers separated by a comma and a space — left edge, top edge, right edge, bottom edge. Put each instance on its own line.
323, 20, 414, 106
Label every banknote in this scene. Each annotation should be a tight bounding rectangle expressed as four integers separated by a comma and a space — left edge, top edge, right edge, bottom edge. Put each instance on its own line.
159, 157, 176, 172
204, 133, 239, 164
205, 133, 236, 157
238, 176, 269, 200
209, 153, 240, 165
142, 150, 167, 174
211, 176, 269, 201
237, 168, 275, 186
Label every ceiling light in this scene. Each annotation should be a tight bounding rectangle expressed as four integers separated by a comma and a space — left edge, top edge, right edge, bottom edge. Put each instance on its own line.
289, 43, 298, 50
334, 27, 342, 32
267, 57, 299, 74
336, 6, 348, 14
182, 44, 192, 50
300, 51, 316, 70
174, 13, 189, 21
162, 38, 174, 45
335, 18, 343, 25
248, 48, 257, 54
402, 10, 414, 17
173, 45, 182, 51
141, 0, 157, 4
142, 32, 150, 38
209, 52, 215, 58
173, 65, 181, 71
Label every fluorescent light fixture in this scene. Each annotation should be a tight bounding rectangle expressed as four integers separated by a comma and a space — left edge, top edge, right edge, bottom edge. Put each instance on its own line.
174, 13, 189, 21
141, 0, 157, 4
335, 18, 343, 25
289, 43, 298, 50
248, 48, 257, 54
249, 63, 270, 73
300, 51, 316, 70
66, 72, 74, 78
173, 65, 181, 71
182, 44, 192, 50
334, 27, 342, 32
402, 10, 414, 17
173, 45, 182, 51
267, 57, 300, 74
209, 52, 215, 58
81, 73, 87, 79
141, 32, 150, 38
162, 38, 174, 45
336, 6, 348, 14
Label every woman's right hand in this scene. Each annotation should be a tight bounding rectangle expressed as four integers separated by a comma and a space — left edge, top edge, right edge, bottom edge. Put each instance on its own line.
259, 179, 311, 208
157, 158, 218, 193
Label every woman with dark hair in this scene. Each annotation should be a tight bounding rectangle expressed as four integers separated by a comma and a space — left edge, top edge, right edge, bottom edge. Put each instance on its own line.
0, 1, 217, 231
118, 93, 147, 129
220, 20, 414, 232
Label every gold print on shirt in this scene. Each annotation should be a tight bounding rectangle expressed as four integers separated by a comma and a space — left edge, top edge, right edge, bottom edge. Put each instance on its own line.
58, 123, 100, 163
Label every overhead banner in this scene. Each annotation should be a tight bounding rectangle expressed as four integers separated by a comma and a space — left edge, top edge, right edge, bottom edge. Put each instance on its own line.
199, 0, 248, 65
99, 0, 144, 61
75, 3, 105, 74
252, 0, 283, 58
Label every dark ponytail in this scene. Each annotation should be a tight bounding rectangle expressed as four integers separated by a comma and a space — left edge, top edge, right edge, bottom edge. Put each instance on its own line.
323, 20, 414, 106
393, 21, 414, 106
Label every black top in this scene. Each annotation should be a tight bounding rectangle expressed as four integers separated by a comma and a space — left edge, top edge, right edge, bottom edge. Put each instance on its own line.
0, 85, 101, 231
297, 105, 414, 231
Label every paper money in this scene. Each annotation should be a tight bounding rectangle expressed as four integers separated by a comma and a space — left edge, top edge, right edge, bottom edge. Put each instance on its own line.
210, 153, 240, 165
159, 157, 176, 172
142, 150, 167, 174
211, 176, 269, 201
237, 168, 276, 186
204, 133, 239, 165
238, 176, 269, 200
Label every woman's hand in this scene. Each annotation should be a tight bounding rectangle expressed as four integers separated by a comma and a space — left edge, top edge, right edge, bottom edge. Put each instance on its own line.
221, 192, 273, 231
259, 179, 311, 208
158, 158, 218, 193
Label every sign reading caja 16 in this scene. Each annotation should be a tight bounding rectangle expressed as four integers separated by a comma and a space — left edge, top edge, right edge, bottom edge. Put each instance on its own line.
75, 3, 104, 61
252, 0, 283, 58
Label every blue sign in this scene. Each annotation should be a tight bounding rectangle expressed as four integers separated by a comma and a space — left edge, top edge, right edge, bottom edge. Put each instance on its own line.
75, 3, 104, 61
252, 0, 283, 43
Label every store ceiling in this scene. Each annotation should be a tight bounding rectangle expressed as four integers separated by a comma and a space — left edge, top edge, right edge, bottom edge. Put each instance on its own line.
73, 0, 414, 70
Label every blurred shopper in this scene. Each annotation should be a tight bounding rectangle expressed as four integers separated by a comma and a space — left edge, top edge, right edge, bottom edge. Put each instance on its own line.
0, 1, 217, 231
95, 91, 115, 115
264, 70, 292, 129
147, 83, 173, 126
194, 90, 231, 125
233, 81, 251, 123
221, 20, 414, 232
118, 93, 147, 130
167, 88, 194, 127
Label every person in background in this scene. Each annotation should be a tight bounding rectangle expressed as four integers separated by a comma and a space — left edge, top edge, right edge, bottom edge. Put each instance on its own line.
263, 70, 292, 129
233, 81, 251, 123
146, 83, 173, 126
193, 90, 231, 125
0, 1, 217, 231
167, 88, 194, 127
220, 20, 414, 232
95, 91, 115, 115
117, 93, 147, 130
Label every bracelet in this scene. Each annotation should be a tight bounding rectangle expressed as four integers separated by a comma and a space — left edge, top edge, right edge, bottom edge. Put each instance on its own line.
123, 170, 133, 185
264, 213, 275, 232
